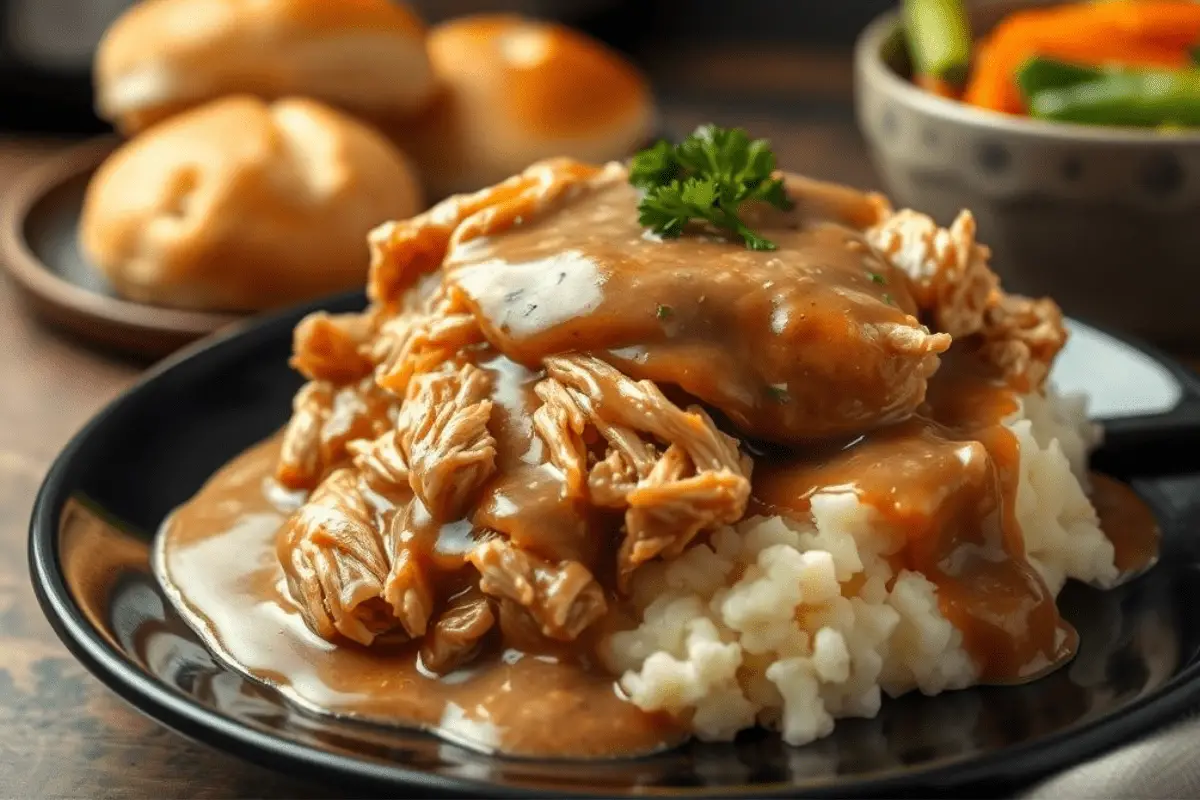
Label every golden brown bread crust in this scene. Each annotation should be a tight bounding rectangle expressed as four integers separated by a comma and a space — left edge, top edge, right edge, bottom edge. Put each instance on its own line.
384, 14, 655, 198
95, 0, 435, 134
80, 95, 424, 313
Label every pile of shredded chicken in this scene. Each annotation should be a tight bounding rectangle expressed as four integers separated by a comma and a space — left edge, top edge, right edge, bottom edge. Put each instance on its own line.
273, 158, 1066, 673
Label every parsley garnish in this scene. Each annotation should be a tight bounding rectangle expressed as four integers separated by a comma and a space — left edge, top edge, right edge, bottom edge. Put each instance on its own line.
868, 271, 886, 285
882, 293, 895, 306
630, 125, 794, 251
656, 303, 673, 320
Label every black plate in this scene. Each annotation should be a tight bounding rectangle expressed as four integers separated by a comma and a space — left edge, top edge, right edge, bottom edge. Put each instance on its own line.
28, 291, 1200, 798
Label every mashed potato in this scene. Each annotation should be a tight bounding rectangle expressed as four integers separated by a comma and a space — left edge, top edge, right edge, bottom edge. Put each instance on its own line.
604, 387, 1115, 746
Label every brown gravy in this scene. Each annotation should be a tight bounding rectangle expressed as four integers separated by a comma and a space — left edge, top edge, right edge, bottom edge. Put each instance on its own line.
156, 438, 683, 758
445, 177, 941, 443
152, 158, 1161, 758
156, 365, 1163, 757
753, 367, 1068, 684
1089, 473, 1161, 576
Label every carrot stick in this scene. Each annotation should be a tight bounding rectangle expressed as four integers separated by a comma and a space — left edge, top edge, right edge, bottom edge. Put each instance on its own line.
1078, 1, 1200, 50
964, 3, 1195, 114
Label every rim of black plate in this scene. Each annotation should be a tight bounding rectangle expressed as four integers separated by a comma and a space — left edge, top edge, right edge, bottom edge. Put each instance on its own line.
27, 290, 1200, 798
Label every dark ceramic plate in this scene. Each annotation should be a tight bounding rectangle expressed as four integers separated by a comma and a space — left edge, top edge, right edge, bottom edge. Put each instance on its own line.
28, 292, 1200, 798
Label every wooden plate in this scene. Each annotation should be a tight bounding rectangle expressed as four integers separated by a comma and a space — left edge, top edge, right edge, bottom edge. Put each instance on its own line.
0, 139, 241, 358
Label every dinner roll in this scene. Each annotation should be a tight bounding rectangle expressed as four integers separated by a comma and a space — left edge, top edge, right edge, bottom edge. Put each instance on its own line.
95, 0, 436, 134
81, 96, 423, 312
392, 14, 655, 198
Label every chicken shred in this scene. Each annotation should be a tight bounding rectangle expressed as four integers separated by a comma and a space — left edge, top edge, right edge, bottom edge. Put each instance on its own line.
277, 468, 394, 645
468, 538, 607, 641
534, 354, 751, 585
419, 589, 496, 674
978, 293, 1068, 392
278, 381, 333, 491
346, 430, 410, 493
397, 362, 497, 521
291, 311, 376, 385
373, 289, 485, 397
867, 209, 998, 339
867, 207, 1066, 389
272, 157, 1071, 661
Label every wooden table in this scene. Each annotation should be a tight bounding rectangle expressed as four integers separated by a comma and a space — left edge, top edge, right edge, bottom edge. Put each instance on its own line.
0, 58, 882, 796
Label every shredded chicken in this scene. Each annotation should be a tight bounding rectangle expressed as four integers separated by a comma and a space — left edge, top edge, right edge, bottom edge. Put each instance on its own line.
978, 293, 1068, 392
622, 447, 752, 583
867, 209, 999, 339
318, 378, 398, 469
368, 159, 605, 307
530, 378, 590, 497
346, 430, 409, 493
543, 355, 748, 476
419, 589, 496, 674
277, 468, 394, 645
278, 381, 333, 490
381, 539, 434, 639
867, 207, 1066, 389
373, 288, 486, 397
397, 363, 497, 520
468, 538, 607, 641
291, 311, 376, 385
534, 354, 751, 585
273, 157, 1073, 662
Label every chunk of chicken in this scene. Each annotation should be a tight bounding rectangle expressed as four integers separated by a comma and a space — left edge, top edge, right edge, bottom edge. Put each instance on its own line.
419, 589, 496, 674
534, 354, 751, 587
867, 208, 1066, 389
396, 362, 497, 520
290, 311, 376, 385
277, 469, 394, 645
468, 538, 607, 642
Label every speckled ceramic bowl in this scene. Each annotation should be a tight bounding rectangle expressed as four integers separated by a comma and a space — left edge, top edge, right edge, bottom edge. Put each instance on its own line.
856, 0, 1200, 350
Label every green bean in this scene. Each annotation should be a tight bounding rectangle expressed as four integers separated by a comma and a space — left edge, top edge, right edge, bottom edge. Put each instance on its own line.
903, 0, 972, 84
1015, 57, 1104, 102
1029, 68, 1200, 127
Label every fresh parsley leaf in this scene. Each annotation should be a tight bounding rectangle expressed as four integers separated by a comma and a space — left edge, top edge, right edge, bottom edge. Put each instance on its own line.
867, 271, 887, 285
630, 140, 679, 190
656, 303, 673, 320
637, 181, 692, 239
630, 125, 793, 250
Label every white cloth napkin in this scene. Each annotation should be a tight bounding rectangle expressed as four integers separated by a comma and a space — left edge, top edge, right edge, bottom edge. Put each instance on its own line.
1020, 711, 1200, 798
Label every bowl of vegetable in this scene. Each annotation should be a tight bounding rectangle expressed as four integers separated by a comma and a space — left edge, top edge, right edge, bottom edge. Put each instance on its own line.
856, 0, 1200, 348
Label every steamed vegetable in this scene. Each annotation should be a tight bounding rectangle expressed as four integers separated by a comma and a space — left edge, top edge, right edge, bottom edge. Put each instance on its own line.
903, 0, 1200, 127
1028, 67, 1200, 126
965, 9, 1189, 115
1015, 57, 1103, 101
903, 0, 972, 92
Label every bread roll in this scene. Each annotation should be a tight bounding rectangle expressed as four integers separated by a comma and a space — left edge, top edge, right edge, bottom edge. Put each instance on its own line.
96, 0, 436, 134
390, 14, 655, 198
81, 96, 423, 312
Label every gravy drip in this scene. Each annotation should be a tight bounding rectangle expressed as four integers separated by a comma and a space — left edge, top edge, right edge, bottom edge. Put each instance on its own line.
1089, 473, 1161, 577
444, 177, 944, 442
157, 437, 682, 758
753, 357, 1073, 683
157, 354, 1162, 754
